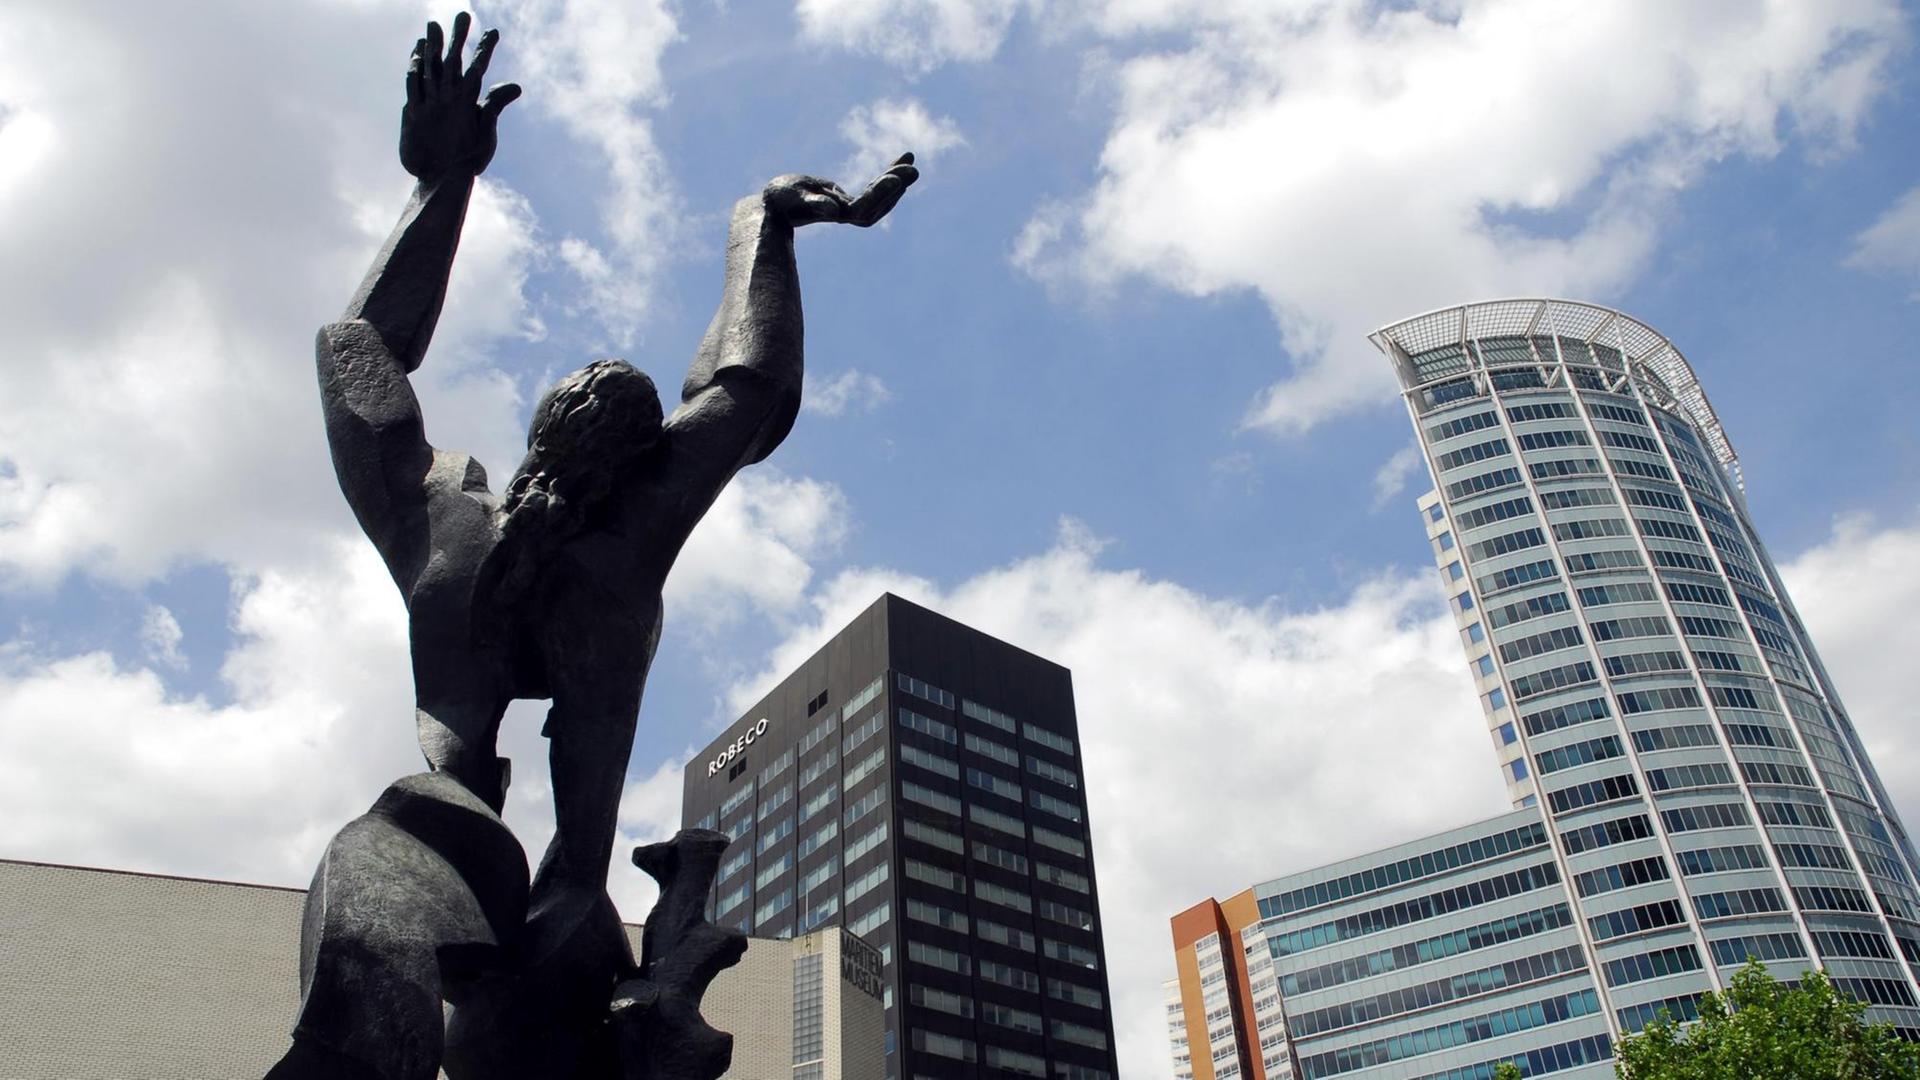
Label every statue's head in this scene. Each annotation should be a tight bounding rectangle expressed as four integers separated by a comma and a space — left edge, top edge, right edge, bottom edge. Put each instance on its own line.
501, 359, 662, 537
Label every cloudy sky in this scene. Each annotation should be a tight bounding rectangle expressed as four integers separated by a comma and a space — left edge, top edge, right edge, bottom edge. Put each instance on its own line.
2, 0, 1919, 1074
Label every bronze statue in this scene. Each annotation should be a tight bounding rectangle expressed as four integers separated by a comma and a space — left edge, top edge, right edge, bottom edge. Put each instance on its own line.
269, 14, 915, 1079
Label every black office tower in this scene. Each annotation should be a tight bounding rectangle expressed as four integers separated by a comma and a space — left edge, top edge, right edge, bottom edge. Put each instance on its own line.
682, 594, 1118, 1080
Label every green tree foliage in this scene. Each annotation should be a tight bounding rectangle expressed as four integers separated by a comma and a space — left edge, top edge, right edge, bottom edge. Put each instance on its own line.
1614, 962, 1920, 1079
1492, 1063, 1523, 1080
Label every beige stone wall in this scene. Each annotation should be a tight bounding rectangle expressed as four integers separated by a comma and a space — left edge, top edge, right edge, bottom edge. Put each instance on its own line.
1, 861, 883, 1080
703, 930, 794, 1080
0, 860, 304, 1080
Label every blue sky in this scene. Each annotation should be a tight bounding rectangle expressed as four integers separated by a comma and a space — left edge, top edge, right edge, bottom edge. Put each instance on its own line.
3, 1, 1919, 1073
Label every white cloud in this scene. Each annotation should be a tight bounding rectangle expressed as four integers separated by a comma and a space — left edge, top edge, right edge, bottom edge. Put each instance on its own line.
1778, 509, 1920, 843
139, 605, 187, 671
803, 369, 894, 417
838, 97, 967, 181
1370, 443, 1424, 512
1012, 0, 1906, 435
0, 1, 540, 587
668, 470, 853, 630
0, 541, 418, 884
733, 518, 1508, 1078
487, 0, 682, 342
796, 0, 1024, 71
1846, 184, 1920, 296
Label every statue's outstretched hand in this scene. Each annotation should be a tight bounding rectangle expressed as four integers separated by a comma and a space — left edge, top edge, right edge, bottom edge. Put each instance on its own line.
400, 13, 521, 181
764, 154, 918, 228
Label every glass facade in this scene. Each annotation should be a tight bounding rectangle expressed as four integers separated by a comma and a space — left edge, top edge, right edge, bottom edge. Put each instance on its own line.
683, 593, 1119, 1080
1390, 299, 1920, 1037
1167, 300, 1920, 1080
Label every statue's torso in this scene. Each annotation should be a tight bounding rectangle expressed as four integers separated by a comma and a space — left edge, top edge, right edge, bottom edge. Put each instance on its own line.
407, 451, 671, 714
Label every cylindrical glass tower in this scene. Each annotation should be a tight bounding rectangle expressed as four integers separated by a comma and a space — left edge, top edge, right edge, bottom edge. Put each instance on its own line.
1372, 298, 1920, 1035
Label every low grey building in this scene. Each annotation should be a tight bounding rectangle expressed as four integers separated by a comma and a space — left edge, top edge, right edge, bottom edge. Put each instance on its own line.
0, 858, 884, 1080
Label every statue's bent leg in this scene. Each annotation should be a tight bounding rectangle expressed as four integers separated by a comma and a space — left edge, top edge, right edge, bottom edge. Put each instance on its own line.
270, 773, 527, 1080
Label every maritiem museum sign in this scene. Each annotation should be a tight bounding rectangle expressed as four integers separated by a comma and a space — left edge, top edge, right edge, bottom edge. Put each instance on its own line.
706, 718, 770, 777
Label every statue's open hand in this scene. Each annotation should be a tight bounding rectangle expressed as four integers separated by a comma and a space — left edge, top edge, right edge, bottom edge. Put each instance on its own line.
400, 13, 521, 181
764, 154, 918, 228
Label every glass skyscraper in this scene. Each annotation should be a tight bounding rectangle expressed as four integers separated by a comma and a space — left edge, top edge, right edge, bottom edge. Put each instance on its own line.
683, 593, 1118, 1080
1167, 299, 1920, 1080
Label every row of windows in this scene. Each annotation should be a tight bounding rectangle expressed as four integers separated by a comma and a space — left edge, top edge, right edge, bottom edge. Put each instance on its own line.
1775, 842, 1851, 871
798, 747, 837, 790
1296, 989, 1601, 1080
1604, 943, 1702, 987
1560, 813, 1653, 855
1288, 946, 1591, 1039
1539, 486, 1611, 511
1520, 429, 1590, 451
1478, 558, 1558, 596
1500, 625, 1584, 664
1645, 761, 1736, 793
1635, 516, 1699, 543
1468, 526, 1545, 562
1600, 430, 1662, 455
844, 711, 885, 757
1277, 903, 1574, 997
1591, 615, 1670, 642
1579, 580, 1659, 607
1256, 821, 1550, 919
1660, 801, 1749, 833
1618, 686, 1701, 715
1511, 660, 1596, 702
897, 673, 954, 710
1694, 887, 1786, 920
1796, 885, 1873, 913
1572, 854, 1668, 898
1523, 697, 1610, 737
1618, 994, 1703, 1033
1549, 514, 1629, 545
1448, 466, 1522, 501
1621, 485, 1687, 513
1566, 548, 1645, 574
1437, 437, 1510, 472
1427, 409, 1501, 442
1611, 456, 1674, 482
1405, 1033, 1614, 1080
1674, 844, 1766, 875
1546, 772, 1638, 815
1814, 929, 1895, 961
1724, 721, 1788, 747
1833, 977, 1919, 1008
1531, 456, 1604, 481
1535, 734, 1622, 776
1268, 863, 1562, 956
1708, 932, 1803, 967
759, 747, 795, 787
1741, 760, 1815, 788
898, 707, 956, 746
1631, 722, 1717, 753
1651, 547, 1718, 574
1506, 400, 1576, 423
1456, 495, 1533, 531
1590, 898, 1687, 942
960, 698, 1017, 734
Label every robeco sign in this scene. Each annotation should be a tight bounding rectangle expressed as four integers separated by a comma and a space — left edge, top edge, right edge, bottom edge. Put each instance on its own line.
707, 717, 770, 777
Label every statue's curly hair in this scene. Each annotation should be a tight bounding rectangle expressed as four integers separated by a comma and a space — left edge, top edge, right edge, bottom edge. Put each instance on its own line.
500, 359, 663, 542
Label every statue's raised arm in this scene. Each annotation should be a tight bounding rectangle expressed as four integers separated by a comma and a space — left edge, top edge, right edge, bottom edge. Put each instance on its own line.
316, 14, 519, 593
650, 157, 919, 533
